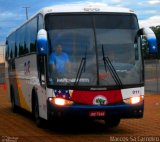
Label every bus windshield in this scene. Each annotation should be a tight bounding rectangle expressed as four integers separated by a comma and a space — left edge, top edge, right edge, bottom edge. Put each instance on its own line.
45, 14, 143, 88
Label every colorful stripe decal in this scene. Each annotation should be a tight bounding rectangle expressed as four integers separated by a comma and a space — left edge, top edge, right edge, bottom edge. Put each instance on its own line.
16, 78, 31, 112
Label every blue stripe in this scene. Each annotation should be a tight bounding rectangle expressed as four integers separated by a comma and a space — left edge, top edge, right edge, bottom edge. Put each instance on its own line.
63, 104, 139, 109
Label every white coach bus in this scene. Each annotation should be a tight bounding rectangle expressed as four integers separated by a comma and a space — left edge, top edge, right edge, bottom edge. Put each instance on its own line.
5, 4, 158, 127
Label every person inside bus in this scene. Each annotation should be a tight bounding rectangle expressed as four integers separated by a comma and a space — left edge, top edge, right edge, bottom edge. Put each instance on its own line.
49, 44, 71, 74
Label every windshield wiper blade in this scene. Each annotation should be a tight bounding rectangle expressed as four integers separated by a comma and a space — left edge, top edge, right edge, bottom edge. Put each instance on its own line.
74, 57, 86, 86
74, 47, 87, 86
102, 45, 123, 88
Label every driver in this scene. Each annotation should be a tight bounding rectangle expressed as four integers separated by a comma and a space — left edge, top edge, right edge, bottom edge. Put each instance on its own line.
49, 44, 71, 73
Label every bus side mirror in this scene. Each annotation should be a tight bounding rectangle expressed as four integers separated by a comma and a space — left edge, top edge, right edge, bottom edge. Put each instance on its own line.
37, 29, 48, 55
138, 28, 158, 54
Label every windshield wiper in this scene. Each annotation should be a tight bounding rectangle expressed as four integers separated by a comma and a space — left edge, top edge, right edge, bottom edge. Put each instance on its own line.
74, 48, 87, 86
102, 45, 123, 88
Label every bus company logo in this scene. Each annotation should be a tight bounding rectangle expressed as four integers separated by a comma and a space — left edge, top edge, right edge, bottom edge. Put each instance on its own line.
93, 95, 108, 105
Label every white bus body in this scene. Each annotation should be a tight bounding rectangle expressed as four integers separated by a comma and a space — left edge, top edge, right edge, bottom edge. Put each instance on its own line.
5, 4, 157, 127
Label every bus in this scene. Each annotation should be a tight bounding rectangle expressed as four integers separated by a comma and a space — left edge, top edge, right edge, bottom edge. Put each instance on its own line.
5, 4, 158, 127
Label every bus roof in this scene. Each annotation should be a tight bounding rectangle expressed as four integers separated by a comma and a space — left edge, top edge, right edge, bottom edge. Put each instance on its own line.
39, 4, 135, 15
7, 4, 135, 39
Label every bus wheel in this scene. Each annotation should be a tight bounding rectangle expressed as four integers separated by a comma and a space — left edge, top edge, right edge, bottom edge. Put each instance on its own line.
10, 88, 18, 113
34, 97, 45, 128
104, 117, 120, 128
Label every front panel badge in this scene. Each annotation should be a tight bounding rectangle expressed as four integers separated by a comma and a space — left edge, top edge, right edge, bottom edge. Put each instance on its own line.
93, 95, 108, 105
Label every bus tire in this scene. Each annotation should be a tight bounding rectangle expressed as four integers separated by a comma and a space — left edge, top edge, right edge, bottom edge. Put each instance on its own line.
33, 96, 45, 128
10, 87, 19, 113
104, 117, 120, 128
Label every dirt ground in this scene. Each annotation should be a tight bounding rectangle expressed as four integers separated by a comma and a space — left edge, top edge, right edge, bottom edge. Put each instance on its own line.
0, 85, 160, 142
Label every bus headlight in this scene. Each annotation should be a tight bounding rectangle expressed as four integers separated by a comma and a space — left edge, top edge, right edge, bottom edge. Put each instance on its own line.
49, 98, 74, 106
124, 96, 144, 105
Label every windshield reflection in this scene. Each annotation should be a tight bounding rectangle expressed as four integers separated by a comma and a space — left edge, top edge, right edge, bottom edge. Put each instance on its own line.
45, 14, 142, 87
47, 29, 97, 86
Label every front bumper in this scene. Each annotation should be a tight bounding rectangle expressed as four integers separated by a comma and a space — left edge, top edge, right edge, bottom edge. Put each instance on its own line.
47, 100, 144, 120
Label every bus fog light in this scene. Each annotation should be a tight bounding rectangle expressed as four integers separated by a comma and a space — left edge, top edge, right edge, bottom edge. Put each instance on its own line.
49, 98, 73, 106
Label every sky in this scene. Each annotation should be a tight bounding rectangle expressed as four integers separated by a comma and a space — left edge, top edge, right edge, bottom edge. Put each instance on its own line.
0, 0, 160, 44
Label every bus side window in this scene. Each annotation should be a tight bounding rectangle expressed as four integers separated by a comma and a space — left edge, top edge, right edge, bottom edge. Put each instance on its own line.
30, 17, 37, 53
38, 14, 44, 30
5, 41, 8, 60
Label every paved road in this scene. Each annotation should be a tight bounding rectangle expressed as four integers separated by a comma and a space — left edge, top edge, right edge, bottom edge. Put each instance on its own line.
0, 86, 160, 142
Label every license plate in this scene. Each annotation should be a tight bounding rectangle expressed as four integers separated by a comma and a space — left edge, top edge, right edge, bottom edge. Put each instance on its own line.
89, 111, 106, 117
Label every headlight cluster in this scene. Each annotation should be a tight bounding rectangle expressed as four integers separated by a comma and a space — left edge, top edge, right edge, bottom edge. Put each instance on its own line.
49, 98, 74, 106
123, 96, 144, 105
